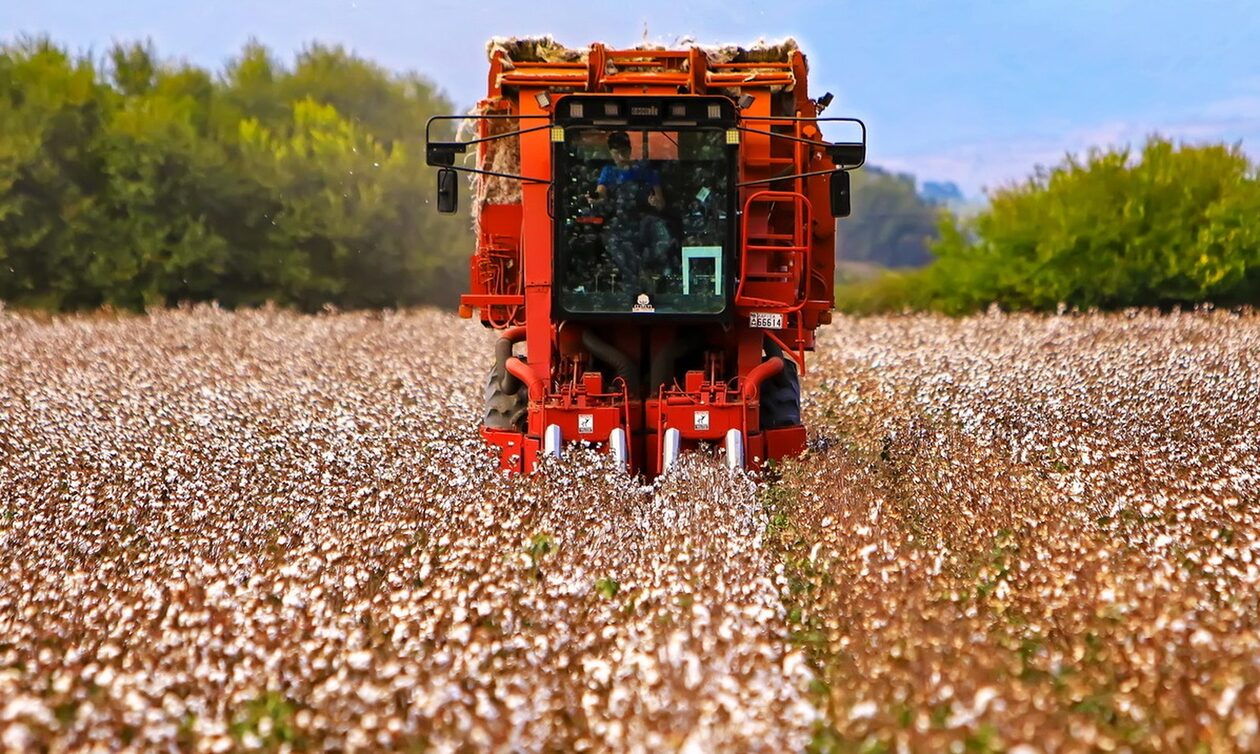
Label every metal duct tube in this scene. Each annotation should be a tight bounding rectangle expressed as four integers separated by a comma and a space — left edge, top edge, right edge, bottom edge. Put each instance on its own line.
505, 357, 546, 402
495, 326, 528, 393
743, 356, 785, 400
581, 330, 640, 396
649, 329, 704, 393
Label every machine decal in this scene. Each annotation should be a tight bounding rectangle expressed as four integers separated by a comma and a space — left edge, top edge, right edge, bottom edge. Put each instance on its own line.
632, 293, 655, 313
694, 410, 710, 431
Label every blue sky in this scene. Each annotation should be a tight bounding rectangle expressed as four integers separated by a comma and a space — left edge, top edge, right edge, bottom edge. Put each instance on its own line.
5, 0, 1259, 196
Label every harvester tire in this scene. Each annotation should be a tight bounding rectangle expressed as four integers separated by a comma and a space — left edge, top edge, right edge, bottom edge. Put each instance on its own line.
759, 354, 801, 430
483, 362, 529, 431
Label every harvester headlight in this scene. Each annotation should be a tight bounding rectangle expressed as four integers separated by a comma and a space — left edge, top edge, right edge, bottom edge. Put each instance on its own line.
534, 91, 552, 109
671, 103, 688, 118
603, 102, 619, 116
726, 129, 740, 145
551, 126, 565, 142
707, 103, 722, 119
569, 102, 584, 118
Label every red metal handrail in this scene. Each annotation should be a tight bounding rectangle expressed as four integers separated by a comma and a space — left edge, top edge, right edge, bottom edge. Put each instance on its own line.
734, 190, 813, 314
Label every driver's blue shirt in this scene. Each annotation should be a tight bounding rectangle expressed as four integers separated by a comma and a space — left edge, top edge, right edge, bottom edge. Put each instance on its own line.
598, 162, 660, 196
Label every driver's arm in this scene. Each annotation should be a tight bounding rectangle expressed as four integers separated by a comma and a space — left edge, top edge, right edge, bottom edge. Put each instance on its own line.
648, 184, 665, 209
645, 166, 664, 209
591, 165, 609, 202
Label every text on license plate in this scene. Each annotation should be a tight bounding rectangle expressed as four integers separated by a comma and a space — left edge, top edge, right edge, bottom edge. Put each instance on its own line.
749, 312, 784, 329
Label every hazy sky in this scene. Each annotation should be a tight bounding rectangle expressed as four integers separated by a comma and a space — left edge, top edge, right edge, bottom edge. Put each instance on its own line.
5, 0, 1259, 195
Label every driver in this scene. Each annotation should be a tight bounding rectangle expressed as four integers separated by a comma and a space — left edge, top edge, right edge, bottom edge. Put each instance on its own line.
593, 131, 673, 292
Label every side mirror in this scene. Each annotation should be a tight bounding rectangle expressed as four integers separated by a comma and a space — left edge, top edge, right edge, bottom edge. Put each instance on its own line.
436, 168, 458, 214
829, 170, 852, 218
435, 165, 461, 213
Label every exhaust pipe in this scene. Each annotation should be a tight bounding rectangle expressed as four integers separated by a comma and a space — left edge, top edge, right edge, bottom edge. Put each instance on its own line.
543, 424, 563, 458
724, 428, 745, 470
608, 427, 629, 469
661, 427, 682, 471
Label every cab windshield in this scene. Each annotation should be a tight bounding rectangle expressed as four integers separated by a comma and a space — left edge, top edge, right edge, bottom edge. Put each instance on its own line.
556, 128, 732, 315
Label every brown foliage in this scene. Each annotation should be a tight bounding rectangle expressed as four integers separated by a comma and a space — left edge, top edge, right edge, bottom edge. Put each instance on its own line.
779, 309, 1260, 752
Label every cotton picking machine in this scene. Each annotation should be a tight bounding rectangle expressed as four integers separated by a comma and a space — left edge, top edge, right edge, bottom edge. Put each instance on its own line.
425, 38, 865, 476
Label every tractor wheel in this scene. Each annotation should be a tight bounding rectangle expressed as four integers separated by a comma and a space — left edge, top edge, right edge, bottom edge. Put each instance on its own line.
483, 361, 529, 430
760, 353, 801, 430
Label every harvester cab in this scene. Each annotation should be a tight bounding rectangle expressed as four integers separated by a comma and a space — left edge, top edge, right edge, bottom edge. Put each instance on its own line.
425, 39, 865, 476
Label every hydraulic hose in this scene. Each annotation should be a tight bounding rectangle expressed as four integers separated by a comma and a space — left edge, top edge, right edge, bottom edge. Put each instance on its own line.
743, 356, 785, 400
581, 330, 640, 396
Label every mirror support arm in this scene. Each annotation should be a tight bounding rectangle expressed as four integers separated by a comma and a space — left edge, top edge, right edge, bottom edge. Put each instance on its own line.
438, 164, 551, 185
737, 167, 845, 188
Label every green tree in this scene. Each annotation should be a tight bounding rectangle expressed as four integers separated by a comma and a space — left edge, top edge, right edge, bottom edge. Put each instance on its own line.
85, 86, 232, 309
930, 138, 1259, 311
840, 138, 1260, 314
0, 38, 112, 309
107, 40, 158, 97
0, 36, 471, 311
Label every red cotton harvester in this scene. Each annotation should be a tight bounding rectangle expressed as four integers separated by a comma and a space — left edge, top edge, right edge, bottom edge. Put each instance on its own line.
425, 38, 865, 476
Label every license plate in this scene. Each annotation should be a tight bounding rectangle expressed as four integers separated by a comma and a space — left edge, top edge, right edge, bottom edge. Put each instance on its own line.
749, 312, 784, 329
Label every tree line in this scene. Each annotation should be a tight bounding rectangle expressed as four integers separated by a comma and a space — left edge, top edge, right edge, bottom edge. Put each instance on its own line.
839, 138, 1260, 313
4, 37, 1254, 315
0, 37, 470, 311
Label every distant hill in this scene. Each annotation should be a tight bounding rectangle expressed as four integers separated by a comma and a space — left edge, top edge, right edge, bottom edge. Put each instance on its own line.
920, 180, 966, 206
836, 166, 943, 268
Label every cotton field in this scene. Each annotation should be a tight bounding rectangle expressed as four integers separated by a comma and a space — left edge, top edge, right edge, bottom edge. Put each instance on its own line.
789, 310, 1260, 752
1, 307, 1258, 752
